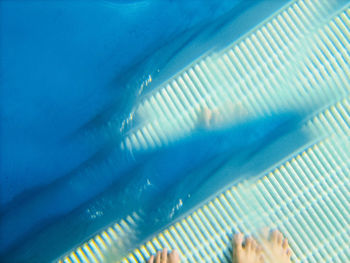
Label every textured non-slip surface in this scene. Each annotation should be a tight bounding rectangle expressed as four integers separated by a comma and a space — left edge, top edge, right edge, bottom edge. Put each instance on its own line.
59, 0, 350, 262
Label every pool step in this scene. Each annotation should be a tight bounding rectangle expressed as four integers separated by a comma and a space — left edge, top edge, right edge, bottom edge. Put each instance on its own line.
121, 99, 350, 263
58, 213, 141, 263
122, 0, 350, 152
57, 0, 350, 262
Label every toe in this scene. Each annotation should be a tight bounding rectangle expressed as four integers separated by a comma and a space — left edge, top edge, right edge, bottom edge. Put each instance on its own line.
161, 248, 167, 263
251, 239, 257, 251
245, 236, 253, 252
277, 231, 283, 245
148, 255, 154, 263
233, 233, 244, 257
169, 250, 180, 263
234, 233, 243, 248
156, 251, 161, 263
287, 248, 292, 258
282, 238, 289, 250
270, 229, 279, 244
256, 245, 262, 255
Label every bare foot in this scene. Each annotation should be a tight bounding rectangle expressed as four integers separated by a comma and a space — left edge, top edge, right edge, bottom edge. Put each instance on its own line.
198, 107, 216, 128
233, 233, 264, 263
261, 229, 292, 263
197, 103, 248, 130
148, 248, 180, 263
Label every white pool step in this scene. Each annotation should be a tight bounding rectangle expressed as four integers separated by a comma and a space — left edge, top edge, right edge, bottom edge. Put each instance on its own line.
58, 0, 350, 262
121, 0, 350, 152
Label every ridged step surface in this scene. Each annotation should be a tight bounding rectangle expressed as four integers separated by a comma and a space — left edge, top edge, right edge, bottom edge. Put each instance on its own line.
58, 0, 350, 262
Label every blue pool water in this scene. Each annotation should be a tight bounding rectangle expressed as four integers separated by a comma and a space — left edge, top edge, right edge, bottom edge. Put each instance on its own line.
1, 0, 244, 207
1, 0, 338, 261
0, 0, 256, 258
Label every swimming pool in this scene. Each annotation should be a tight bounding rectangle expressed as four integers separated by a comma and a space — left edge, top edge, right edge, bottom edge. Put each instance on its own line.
1, 0, 349, 262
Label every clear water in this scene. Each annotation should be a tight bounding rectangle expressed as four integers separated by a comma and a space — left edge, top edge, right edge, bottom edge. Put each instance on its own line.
1, 0, 347, 262
0, 1, 254, 260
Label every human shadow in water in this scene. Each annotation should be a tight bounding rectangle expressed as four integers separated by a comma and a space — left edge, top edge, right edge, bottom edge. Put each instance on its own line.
1, 110, 307, 262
